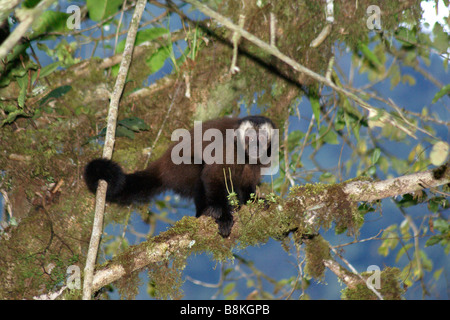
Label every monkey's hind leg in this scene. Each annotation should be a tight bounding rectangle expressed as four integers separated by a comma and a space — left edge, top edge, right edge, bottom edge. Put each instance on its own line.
195, 180, 234, 237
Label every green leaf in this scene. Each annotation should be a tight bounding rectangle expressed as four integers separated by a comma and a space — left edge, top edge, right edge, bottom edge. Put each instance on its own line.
430, 141, 449, 166
146, 45, 172, 73
88, 118, 148, 143
319, 172, 336, 184
87, 0, 123, 22
39, 61, 61, 79
378, 225, 398, 256
433, 218, 449, 233
118, 117, 150, 132
32, 11, 71, 35
431, 22, 450, 53
0, 103, 17, 113
418, 250, 433, 271
223, 283, 235, 296
287, 130, 305, 152
342, 100, 363, 141
395, 26, 417, 46
425, 235, 443, 247
358, 203, 376, 215
390, 64, 401, 89
319, 126, 339, 145
395, 243, 413, 263
371, 148, 381, 165
402, 74, 416, 86
31, 61, 61, 85
428, 199, 439, 213
0, 109, 28, 126
433, 268, 443, 281
397, 194, 418, 208
400, 219, 411, 239
16, 75, 28, 108
115, 126, 135, 139
39, 85, 72, 106
4, 43, 29, 69
358, 42, 382, 70
367, 166, 376, 176
334, 108, 346, 131
310, 96, 320, 128
431, 84, 450, 104
23, 0, 41, 8
116, 28, 170, 53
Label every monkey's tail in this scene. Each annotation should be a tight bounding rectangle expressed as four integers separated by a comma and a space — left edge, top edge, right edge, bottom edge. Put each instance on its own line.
84, 158, 162, 204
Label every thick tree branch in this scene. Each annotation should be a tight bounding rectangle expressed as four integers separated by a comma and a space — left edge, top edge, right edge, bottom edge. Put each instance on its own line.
92, 233, 193, 292
88, 163, 449, 294
343, 165, 449, 202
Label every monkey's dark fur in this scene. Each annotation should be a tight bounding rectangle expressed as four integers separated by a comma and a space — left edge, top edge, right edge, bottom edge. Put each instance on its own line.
84, 116, 276, 237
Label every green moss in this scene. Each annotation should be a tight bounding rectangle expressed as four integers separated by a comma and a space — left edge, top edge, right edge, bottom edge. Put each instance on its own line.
237, 195, 294, 248
107, 215, 235, 299
284, 181, 363, 237
304, 235, 331, 280
341, 267, 404, 300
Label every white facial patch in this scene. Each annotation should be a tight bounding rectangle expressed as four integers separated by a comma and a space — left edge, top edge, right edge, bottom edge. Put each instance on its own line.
258, 122, 274, 143
236, 120, 254, 146
237, 121, 274, 141
235, 120, 274, 162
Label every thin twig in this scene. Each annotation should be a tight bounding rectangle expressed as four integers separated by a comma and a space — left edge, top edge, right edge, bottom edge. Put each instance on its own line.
283, 118, 295, 187
144, 81, 183, 167
269, 12, 276, 47
112, 0, 128, 56
310, 0, 333, 47
229, 14, 245, 74
0, 189, 13, 224
395, 202, 427, 297
82, 0, 147, 300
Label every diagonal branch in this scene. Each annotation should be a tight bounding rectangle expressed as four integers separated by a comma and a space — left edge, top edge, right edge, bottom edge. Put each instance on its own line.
82, 0, 148, 300
182, 0, 418, 139
0, 0, 57, 60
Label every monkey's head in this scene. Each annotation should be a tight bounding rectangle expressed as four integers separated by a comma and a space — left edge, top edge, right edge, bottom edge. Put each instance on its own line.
236, 116, 276, 163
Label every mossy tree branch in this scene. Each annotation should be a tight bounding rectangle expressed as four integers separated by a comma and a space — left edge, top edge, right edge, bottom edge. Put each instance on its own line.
86, 163, 449, 296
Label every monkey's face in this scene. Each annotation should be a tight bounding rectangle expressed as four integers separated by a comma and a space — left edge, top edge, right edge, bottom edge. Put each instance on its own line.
237, 121, 274, 163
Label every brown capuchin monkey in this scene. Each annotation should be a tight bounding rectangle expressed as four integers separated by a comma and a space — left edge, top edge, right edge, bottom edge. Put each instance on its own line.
84, 115, 277, 237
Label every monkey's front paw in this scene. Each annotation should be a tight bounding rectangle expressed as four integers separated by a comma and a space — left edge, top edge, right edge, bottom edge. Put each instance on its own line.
217, 217, 234, 238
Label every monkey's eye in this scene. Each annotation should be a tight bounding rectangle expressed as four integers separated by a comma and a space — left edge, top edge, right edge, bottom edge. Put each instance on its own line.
245, 131, 257, 144
259, 130, 269, 141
